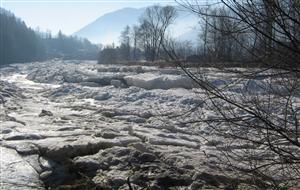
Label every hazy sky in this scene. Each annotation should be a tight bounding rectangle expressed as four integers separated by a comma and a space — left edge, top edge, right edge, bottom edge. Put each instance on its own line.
1, 0, 176, 35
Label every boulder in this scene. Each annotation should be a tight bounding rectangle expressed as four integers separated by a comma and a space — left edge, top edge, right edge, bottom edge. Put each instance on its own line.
39, 109, 53, 117
156, 173, 193, 187
80, 82, 100, 87
94, 92, 111, 101
74, 156, 103, 172
4, 133, 44, 141
1, 147, 44, 190
111, 79, 127, 88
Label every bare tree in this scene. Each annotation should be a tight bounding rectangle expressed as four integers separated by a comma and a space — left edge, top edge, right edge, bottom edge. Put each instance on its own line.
131, 25, 139, 61
159, 0, 300, 188
119, 25, 131, 61
138, 5, 177, 62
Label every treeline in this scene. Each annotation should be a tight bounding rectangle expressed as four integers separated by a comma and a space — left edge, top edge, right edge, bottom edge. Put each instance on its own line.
98, 6, 199, 65
0, 8, 45, 65
99, 2, 300, 68
39, 30, 99, 60
0, 8, 99, 66
189, 0, 300, 68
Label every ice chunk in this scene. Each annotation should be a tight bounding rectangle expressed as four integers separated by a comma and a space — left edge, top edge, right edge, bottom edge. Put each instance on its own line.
125, 73, 195, 89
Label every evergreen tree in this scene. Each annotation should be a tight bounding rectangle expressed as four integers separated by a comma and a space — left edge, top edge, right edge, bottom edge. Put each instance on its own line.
0, 8, 46, 66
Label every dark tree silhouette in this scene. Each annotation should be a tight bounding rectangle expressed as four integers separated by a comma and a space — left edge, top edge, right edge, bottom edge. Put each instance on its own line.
0, 8, 46, 66
0, 8, 99, 66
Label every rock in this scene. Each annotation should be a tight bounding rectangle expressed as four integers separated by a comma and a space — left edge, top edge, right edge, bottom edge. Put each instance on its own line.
39, 109, 53, 117
84, 75, 124, 86
48, 85, 81, 97
80, 82, 100, 87
82, 91, 98, 99
205, 139, 222, 146
138, 153, 157, 163
40, 170, 53, 180
63, 74, 82, 83
94, 92, 111, 101
84, 77, 110, 85
110, 177, 126, 188
182, 164, 195, 170
244, 79, 267, 93
97, 67, 119, 73
119, 66, 143, 73
192, 172, 231, 187
114, 115, 146, 123
190, 181, 204, 190
0, 80, 23, 102
111, 79, 127, 88
211, 79, 228, 87
23, 154, 43, 174
5, 142, 40, 155
81, 147, 195, 189
117, 135, 141, 145
42, 165, 70, 187
148, 183, 162, 190
180, 97, 204, 106
36, 137, 121, 160
74, 156, 103, 172
101, 111, 116, 117
60, 116, 72, 121
129, 142, 152, 153
155, 173, 193, 187
39, 156, 57, 170
148, 137, 200, 149
129, 173, 149, 185
94, 129, 121, 139
4, 133, 44, 141
1, 121, 24, 129
92, 171, 128, 189
0, 66, 18, 74
1, 128, 13, 134
1, 147, 44, 190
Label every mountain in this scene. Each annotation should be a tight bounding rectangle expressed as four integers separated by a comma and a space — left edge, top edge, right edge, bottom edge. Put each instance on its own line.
74, 7, 145, 44
171, 10, 200, 43
74, 7, 200, 45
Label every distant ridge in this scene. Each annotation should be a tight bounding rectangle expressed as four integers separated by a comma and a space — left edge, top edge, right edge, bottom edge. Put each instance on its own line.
74, 7, 145, 44
74, 7, 199, 45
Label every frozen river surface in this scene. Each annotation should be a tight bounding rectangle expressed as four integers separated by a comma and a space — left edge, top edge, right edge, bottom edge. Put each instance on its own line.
1, 60, 296, 189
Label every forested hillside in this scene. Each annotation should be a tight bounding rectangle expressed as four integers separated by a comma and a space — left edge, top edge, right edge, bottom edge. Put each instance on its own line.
0, 8, 45, 66
41, 31, 99, 60
0, 8, 99, 66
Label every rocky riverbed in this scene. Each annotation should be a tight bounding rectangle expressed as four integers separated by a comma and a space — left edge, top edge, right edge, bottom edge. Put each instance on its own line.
1, 60, 297, 190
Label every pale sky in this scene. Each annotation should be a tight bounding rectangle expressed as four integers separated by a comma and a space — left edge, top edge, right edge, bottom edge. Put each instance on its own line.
1, 0, 176, 35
